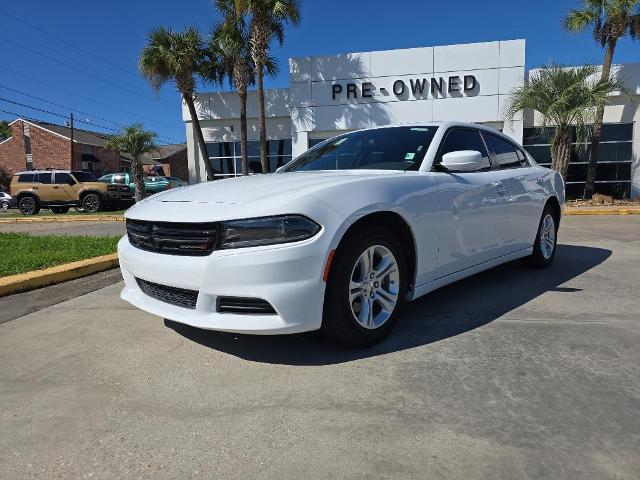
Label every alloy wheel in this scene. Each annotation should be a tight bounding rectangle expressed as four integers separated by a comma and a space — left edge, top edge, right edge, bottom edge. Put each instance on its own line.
20, 198, 35, 215
83, 194, 99, 213
540, 213, 556, 259
349, 245, 400, 329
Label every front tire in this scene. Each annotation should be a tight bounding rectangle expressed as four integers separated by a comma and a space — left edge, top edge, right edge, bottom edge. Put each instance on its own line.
1, 200, 8, 210
322, 228, 407, 347
81, 193, 103, 213
522, 205, 558, 268
18, 196, 40, 215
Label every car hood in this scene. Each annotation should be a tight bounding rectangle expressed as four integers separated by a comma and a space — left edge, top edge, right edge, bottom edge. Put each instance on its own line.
125, 171, 403, 222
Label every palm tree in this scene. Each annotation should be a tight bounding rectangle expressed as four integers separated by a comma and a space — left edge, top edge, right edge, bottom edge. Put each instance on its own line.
506, 64, 624, 180
211, 1, 254, 176
140, 26, 215, 181
563, 0, 640, 198
106, 124, 157, 202
243, 0, 301, 173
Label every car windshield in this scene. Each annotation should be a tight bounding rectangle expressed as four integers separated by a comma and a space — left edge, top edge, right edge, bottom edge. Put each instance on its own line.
72, 171, 98, 182
282, 126, 438, 172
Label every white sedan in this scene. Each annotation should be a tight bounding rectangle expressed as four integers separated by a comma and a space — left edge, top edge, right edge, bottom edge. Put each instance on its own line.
118, 122, 565, 346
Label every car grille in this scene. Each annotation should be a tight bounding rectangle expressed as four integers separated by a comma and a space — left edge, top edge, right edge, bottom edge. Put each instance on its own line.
136, 278, 198, 309
126, 219, 218, 256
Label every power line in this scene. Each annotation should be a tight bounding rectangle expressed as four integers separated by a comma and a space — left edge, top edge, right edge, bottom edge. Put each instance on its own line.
0, 83, 123, 128
1, 69, 185, 144
0, 8, 141, 81
0, 35, 176, 109
0, 107, 178, 147
2, 66, 184, 133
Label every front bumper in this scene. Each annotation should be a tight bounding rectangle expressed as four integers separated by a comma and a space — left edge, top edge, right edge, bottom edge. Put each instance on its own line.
118, 233, 329, 334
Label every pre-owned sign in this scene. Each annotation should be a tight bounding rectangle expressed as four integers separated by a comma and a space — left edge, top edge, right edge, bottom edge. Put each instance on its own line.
332, 75, 478, 100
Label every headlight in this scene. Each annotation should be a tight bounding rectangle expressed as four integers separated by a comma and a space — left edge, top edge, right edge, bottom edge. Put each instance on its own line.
218, 215, 321, 249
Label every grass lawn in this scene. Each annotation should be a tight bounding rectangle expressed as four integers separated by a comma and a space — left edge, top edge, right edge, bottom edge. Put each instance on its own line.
0, 233, 120, 277
0, 209, 126, 219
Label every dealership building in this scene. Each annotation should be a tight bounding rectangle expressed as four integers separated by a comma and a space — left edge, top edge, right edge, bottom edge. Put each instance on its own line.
183, 39, 640, 198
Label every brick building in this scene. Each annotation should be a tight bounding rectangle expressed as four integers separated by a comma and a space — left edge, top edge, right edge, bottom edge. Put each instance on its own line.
0, 118, 188, 189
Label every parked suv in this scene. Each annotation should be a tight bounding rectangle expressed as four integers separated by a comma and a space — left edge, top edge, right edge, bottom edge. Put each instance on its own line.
10, 170, 133, 215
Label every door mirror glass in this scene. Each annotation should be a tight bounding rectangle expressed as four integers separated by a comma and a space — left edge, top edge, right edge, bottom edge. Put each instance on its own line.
441, 150, 485, 172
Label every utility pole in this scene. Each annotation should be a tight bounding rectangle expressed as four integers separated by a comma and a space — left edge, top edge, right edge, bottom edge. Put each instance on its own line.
69, 113, 74, 168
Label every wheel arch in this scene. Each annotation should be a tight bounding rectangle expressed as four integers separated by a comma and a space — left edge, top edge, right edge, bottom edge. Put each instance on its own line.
332, 211, 418, 293
16, 190, 40, 203
545, 195, 561, 226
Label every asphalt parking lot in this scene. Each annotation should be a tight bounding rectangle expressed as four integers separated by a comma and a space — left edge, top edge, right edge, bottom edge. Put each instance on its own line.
1, 215, 639, 479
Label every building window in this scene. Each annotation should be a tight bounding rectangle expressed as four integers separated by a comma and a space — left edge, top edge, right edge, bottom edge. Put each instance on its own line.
206, 139, 292, 176
523, 123, 634, 199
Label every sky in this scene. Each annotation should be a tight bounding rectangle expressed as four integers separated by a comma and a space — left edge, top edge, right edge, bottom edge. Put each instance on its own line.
0, 0, 638, 144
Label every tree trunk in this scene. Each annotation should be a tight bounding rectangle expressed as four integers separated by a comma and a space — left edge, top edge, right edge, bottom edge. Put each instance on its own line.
184, 94, 215, 182
551, 129, 572, 181
584, 40, 617, 199
132, 157, 146, 203
239, 89, 249, 176
256, 65, 268, 174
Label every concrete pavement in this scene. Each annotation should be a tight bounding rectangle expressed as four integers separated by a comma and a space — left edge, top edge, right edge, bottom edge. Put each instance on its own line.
1, 216, 639, 479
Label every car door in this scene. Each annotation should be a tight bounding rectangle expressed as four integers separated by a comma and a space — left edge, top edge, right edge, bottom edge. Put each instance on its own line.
55, 173, 80, 201
51, 172, 76, 202
483, 132, 545, 253
432, 128, 510, 278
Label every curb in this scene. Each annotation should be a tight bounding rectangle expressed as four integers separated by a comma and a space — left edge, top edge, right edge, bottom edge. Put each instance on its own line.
564, 207, 640, 216
0, 253, 119, 297
0, 215, 124, 224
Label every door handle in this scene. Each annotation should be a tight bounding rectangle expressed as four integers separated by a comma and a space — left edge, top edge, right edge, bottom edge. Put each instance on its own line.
53, 186, 60, 189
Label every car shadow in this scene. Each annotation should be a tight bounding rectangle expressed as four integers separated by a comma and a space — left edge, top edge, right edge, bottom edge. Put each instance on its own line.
164, 244, 611, 366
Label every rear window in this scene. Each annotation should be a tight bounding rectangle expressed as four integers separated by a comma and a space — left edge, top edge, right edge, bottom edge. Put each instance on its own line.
17, 173, 35, 183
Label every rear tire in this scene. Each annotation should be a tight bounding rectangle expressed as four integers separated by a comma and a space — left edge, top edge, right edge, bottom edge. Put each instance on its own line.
18, 196, 40, 215
50, 206, 70, 214
321, 227, 407, 347
1, 201, 8, 210
522, 205, 558, 268
81, 193, 103, 213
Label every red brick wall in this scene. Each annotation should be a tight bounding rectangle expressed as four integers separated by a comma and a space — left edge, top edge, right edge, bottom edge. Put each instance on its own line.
164, 149, 188, 181
0, 121, 27, 188
30, 125, 71, 170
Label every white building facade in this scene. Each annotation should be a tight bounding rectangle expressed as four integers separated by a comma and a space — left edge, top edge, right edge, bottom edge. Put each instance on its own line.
184, 39, 640, 198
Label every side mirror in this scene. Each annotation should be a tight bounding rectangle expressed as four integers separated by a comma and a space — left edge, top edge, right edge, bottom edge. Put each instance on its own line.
441, 150, 484, 172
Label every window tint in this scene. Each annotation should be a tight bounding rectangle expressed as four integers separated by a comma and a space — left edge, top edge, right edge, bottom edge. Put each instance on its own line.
37, 172, 52, 184
54, 173, 75, 185
437, 129, 491, 171
18, 173, 35, 183
484, 133, 524, 169
284, 127, 437, 172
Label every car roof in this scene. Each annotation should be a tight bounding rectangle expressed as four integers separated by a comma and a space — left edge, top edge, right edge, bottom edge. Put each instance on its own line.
14, 169, 71, 175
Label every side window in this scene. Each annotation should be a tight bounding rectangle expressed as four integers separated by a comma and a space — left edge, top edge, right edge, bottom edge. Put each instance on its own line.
100, 174, 113, 183
54, 173, 75, 186
38, 173, 52, 184
484, 133, 524, 169
18, 173, 35, 183
437, 129, 491, 171
515, 148, 531, 167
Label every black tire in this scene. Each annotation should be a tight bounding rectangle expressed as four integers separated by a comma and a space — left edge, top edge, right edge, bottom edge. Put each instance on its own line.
18, 196, 40, 215
50, 206, 70, 214
81, 193, 103, 213
321, 227, 407, 347
1, 201, 8, 210
522, 205, 558, 269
